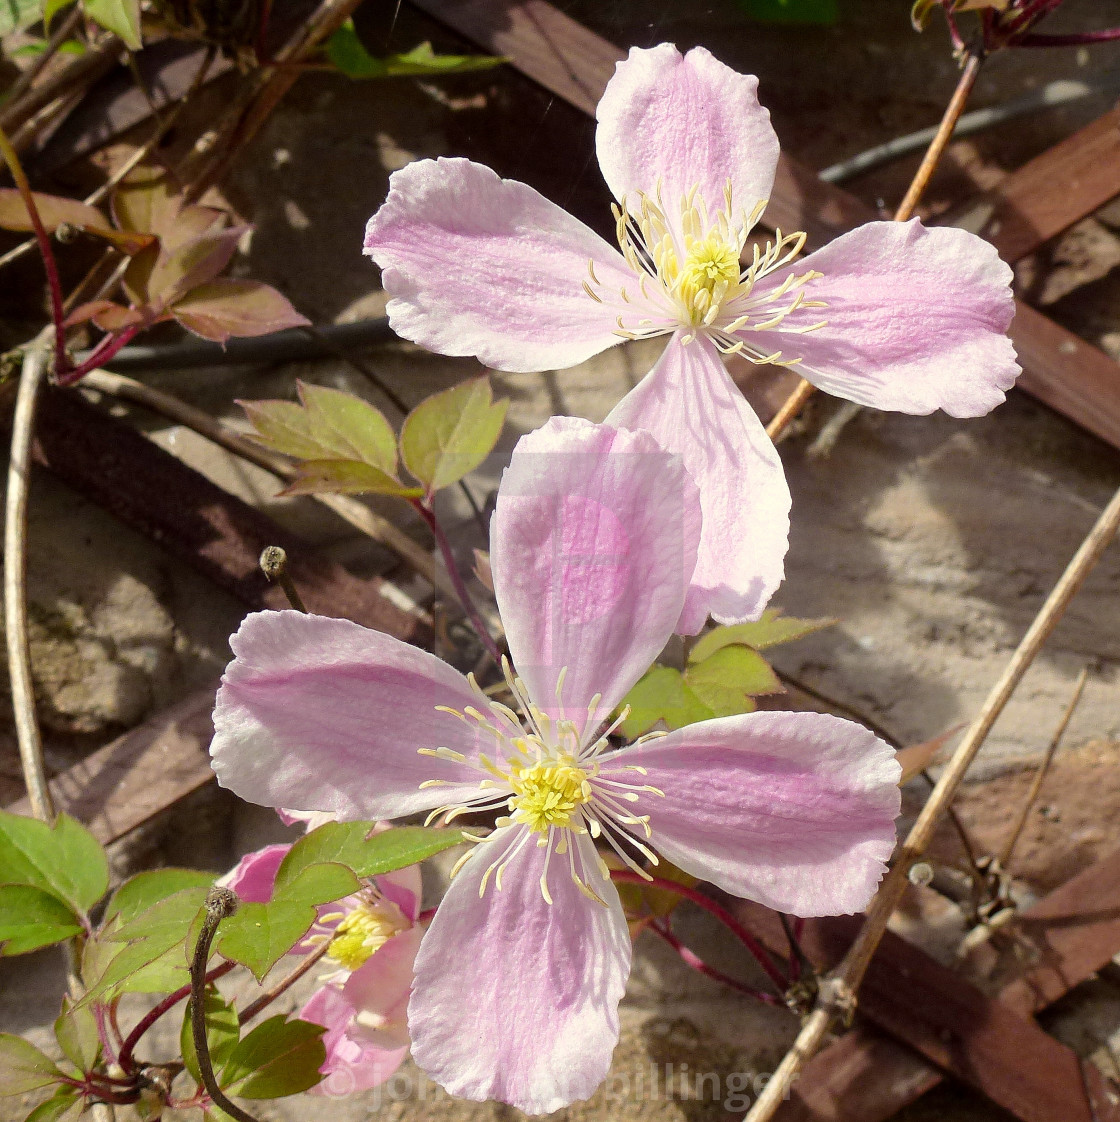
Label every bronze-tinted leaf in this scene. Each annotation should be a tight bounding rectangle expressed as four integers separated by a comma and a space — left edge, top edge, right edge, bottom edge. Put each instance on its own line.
171, 279, 310, 343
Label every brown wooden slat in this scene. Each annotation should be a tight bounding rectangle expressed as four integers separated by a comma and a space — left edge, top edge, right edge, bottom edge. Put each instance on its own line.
945, 100, 1120, 264
31, 387, 429, 642
5, 686, 218, 845
408, 0, 1120, 453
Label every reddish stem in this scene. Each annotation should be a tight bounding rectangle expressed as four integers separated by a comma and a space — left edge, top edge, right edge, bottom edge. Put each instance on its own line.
237, 943, 330, 1025
608, 870, 787, 994
0, 126, 70, 378
117, 959, 237, 1072
412, 500, 502, 664
58, 323, 144, 386
649, 920, 781, 1005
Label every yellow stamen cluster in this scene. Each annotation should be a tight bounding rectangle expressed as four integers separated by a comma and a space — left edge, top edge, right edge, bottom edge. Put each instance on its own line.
325, 902, 406, 972
508, 754, 592, 833
593, 178, 827, 364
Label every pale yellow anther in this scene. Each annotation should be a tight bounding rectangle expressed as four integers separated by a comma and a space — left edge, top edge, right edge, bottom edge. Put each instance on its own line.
325, 900, 408, 973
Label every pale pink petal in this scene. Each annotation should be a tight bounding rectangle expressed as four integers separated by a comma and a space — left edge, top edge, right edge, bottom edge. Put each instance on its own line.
211, 611, 490, 821
341, 924, 421, 1041
220, 844, 290, 903
376, 864, 422, 923
596, 45, 779, 236
491, 418, 701, 739
277, 808, 336, 830
409, 828, 630, 1114
606, 334, 790, 631
302, 985, 409, 1095
741, 219, 1019, 417
364, 157, 643, 373
614, 711, 900, 915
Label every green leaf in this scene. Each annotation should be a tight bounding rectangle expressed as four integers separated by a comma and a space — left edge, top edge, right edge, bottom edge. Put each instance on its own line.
103, 868, 216, 926
83, 886, 207, 1001
0, 886, 82, 955
280, 460, 423, 498
618, 666, 713, 739
11, 36, 84, 57
54, 999, 99, 1073
399, 377, 508, 493
221, 1016, 325, 1098
0, 810, 108, 915
23, 1088, 81, 1121
0, 1034, 62, 1096
171, 279, 310, 343
241, 381, 406, 498
276, 823, 463, 893
736, 0, 838, 24
326, 22, 504, 79
688, 609, 837, 661
683, 646, 782, 718
218, 863, 358, 981
83, 0, 141, 48
43, 0, 78, 31
181, 985, 240, 1084
0, 0, 40, 36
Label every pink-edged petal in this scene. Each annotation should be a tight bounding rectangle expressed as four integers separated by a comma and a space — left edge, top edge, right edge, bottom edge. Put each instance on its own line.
302, 985, 409, 1095
606, 334, 790, 631
364, 157, 641, 373
491, 417, 701, 739
376, 863, 422, 923
277, 807, 336, 830
211, 610, 490, 821
409, 828, 631, 1114
743, 219, 1019, 417
616, 711, 901, 915
341, 924, 421, 1040
220, 843, 290, 903
596, 45, 779, 235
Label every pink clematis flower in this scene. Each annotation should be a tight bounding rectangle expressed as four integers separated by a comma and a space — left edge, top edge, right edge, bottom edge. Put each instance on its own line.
223, 843, 422, 1096
210, 417, 901, 1114
363, 42, 1019, 632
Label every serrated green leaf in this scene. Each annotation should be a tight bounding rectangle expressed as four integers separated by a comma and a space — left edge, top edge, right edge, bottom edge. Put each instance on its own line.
400, 377, 508, 493
83, 0, 141, 48
684, 646, 782, 717
104, 868, 216, 926
326, 22, 504, 79
43, 0, 78, 31
23, 1088, 81, 1121
54, 999, 99, 1073
281, 460, 422, 498
218, 863, 357, 981
83, 886, 207, 1001
241, 382, 405, 498
276, 823, 463, 893
181, 985, 239, 1085
0, 886, 82, 955
618, 666, 713, 738
221, 1016, 325, 1098
688, 610, 837, 662
0, 1034, 62, 1096
0, 0, 40, 36
0, 810, 108, 916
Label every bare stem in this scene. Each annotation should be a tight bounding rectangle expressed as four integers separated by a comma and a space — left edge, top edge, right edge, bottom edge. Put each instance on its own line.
4, 347, 54, 820
237, 943, 330, 1024
745, 481, 1120, 1122
996, 664, 1090, 870
608, 869, 788, 994
648, 920, 781, 1005
258, 546, 306, 612
414, 501, 502, 664
190, 888, 259, 1122
0, 128, 69, 378
1015, 27, 1120, 46
765, 49, 984, 443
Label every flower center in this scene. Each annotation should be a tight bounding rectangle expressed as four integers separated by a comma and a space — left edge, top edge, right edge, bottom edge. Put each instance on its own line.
508, 753, 592, 834
325, 900, 407, 972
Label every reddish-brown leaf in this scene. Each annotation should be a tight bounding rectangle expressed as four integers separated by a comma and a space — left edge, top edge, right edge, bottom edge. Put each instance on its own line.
148, 227, 246, 308
0, 188, 107, 234
171, 279, 309, 342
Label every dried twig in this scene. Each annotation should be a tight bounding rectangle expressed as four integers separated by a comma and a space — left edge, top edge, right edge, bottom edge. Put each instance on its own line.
766, 51, 984, 443
4, 347, 54, 820
746, 483, 1120, 1121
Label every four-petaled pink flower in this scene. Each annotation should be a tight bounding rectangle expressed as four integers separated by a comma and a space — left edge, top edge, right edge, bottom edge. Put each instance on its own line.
363, 42, 1020, 632
223, 843, 422, 1096
210, 417, 901, 1114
